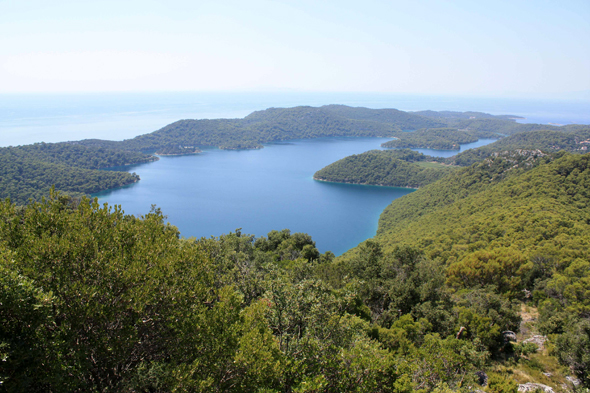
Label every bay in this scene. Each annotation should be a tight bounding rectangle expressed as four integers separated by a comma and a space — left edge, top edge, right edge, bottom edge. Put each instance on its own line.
3, 91, 587, 254
95, 137, 414, 256
407, 138, 498, 158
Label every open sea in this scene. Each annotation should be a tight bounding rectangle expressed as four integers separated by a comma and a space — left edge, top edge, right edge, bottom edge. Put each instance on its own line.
1, 92, 589, 147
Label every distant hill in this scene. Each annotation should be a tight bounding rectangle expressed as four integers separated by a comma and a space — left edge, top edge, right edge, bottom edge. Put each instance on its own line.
76, 106, 530, 152
381, 128, 478, 150
414, 109, 522, 120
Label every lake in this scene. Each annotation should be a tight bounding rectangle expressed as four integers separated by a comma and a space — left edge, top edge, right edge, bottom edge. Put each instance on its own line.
94, 137, 493, 256
4, 92, 587, 255
94, 137, 413, 256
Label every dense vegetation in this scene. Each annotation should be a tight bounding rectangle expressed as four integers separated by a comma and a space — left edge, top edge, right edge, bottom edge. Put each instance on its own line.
76, 106, 529, 152
318, 127, 590, 191
337, 151, 590, 390
2, 150, 589, 392
0, 194, 483, 392
449, 129, 590, 166
0, 142, 155, 205
381, 128, 479, 150
314, 149, 455, 188
2, 105, 589, 391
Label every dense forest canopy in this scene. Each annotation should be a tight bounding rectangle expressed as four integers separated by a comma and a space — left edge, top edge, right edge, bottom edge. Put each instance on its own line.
381, 128, 479, 150
314, 149, 455, 188
449, 129, 590, 166
1, 151, 589, 391
0, 142, 156, 205
318, 127, 590, 189
1, 105, 590, 391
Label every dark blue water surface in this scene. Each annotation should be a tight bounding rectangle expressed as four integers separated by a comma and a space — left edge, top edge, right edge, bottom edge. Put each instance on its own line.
4, 92, 585, 254
408, 138, 498, 158
94, 137, 413, 255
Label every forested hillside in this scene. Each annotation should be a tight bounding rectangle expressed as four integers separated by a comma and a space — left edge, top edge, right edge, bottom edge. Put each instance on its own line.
314, 149, 455, 188
76, 106, 535, 152
316, 127, 590, 190
0, 143, 155, 204
2, 152, 588, 391
450, 129, 590, 166
381, 128, 478, 150
336, 151, 590, 390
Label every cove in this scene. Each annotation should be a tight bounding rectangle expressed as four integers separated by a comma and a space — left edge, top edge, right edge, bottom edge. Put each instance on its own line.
94, 137, 414, 256
407, 138, 498, 158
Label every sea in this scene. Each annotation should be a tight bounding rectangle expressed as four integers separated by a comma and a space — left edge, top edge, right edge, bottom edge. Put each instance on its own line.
1, 92, 589, 147
2, 92, 589, 255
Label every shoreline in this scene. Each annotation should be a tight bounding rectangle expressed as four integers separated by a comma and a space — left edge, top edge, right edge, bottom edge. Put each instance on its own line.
313, 176, 419, 190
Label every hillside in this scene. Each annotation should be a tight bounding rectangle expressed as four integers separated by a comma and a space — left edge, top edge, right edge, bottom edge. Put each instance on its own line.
2, 152, 588, 391
381, 128, 479, 150
0, 143, 156, 204
335, 151, 590, 390
314, 149, 455, 188
77, 106, 531, 152
450, 128, 590, 166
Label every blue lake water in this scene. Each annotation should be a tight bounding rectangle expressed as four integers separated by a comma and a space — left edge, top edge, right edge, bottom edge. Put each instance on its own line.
2, 92, 588, 254
93, 136, 493, 255
94, 137, 415, 256
409, 138, 498, 158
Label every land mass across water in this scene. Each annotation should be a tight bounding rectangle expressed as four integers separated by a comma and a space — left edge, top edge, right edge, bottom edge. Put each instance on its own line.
2, 104, 589, 205
1, 103, 589, 391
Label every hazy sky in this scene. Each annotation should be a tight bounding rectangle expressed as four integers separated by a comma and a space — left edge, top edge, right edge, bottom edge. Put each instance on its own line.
1, 0, 589, 97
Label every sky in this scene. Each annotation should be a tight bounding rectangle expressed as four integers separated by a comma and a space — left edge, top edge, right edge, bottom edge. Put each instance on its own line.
1, 0, 589, 98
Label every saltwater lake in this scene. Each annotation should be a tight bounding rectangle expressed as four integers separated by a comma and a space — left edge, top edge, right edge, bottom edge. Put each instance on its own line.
94, 137, 495, 256
94, 137, 411, 256
3, 92, 588, 255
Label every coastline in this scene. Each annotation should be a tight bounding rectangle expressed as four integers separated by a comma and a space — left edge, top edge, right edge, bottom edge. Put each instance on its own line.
313, 176, 419, 190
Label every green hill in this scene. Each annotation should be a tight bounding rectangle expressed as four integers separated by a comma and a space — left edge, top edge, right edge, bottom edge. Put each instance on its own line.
0, 143, 155, 204
1, 151, 589, 391
314, 149, 455, 188
381, 128, 479, 150
450, 128, 590, 166
333, 151, 590, 389
77, 106, 533, 152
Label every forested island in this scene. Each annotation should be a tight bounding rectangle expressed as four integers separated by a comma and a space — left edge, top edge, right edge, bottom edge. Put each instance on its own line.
2, 105, 590, 392
381, 128, 479, 150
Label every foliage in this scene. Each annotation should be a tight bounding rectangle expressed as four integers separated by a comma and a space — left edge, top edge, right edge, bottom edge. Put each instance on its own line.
554, 319, 590, 387
2, 105, 589, 390
338, 150, 590, 388
382, 128, 478, 150
0, 142, 155, 204
450, 128, 590, 166
314, 149, 455, 188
